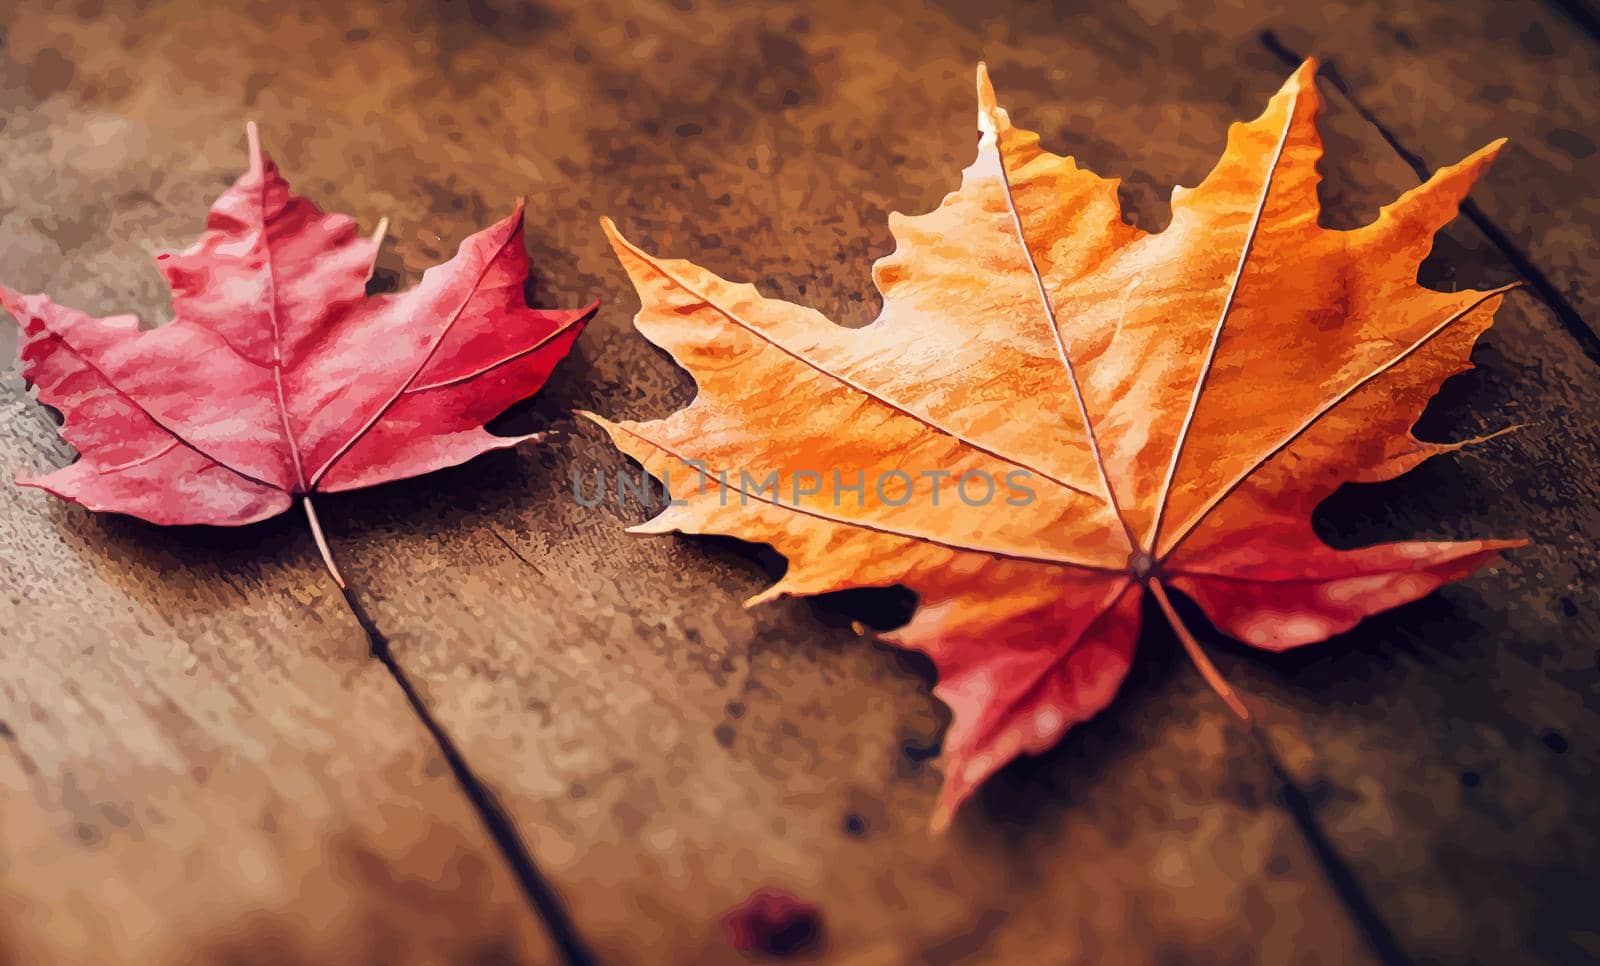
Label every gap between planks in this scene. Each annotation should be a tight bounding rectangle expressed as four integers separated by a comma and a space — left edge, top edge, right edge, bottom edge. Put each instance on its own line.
1540, 0, 1600, 45
334, 579, 599, 966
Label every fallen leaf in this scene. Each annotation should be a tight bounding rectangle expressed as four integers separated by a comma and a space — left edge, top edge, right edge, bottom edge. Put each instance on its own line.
4, 123, 595, 582
588, 60, 1523, 827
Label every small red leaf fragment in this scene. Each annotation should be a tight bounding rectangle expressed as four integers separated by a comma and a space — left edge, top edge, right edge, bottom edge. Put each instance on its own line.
721, 888, 822, 958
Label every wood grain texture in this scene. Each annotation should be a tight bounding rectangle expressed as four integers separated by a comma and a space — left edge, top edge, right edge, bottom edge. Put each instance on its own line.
0, 387, 558, 961
0, 0, 1594, 963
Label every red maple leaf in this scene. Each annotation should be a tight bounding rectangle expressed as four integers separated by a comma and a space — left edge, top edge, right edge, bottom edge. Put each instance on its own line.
3, 123, 595, 581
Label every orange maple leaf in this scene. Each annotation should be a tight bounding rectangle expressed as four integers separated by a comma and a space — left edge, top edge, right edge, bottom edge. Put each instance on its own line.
587, 60, 1523, 828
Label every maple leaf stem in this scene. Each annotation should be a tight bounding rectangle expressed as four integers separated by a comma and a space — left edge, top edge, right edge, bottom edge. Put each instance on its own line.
301, 495, 347, 589
1149, 579, 1251, 722
368, 217, 390, 278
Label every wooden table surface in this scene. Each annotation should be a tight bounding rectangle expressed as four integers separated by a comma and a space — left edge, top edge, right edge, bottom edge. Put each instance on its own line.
1, 1, 1596, 963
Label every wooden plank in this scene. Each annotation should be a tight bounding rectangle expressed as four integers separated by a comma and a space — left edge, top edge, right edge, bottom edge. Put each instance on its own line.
0, 565, 556, 966
0, 465, 562, 966
0, 31, 559, 966
2, 0, 1594, 963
